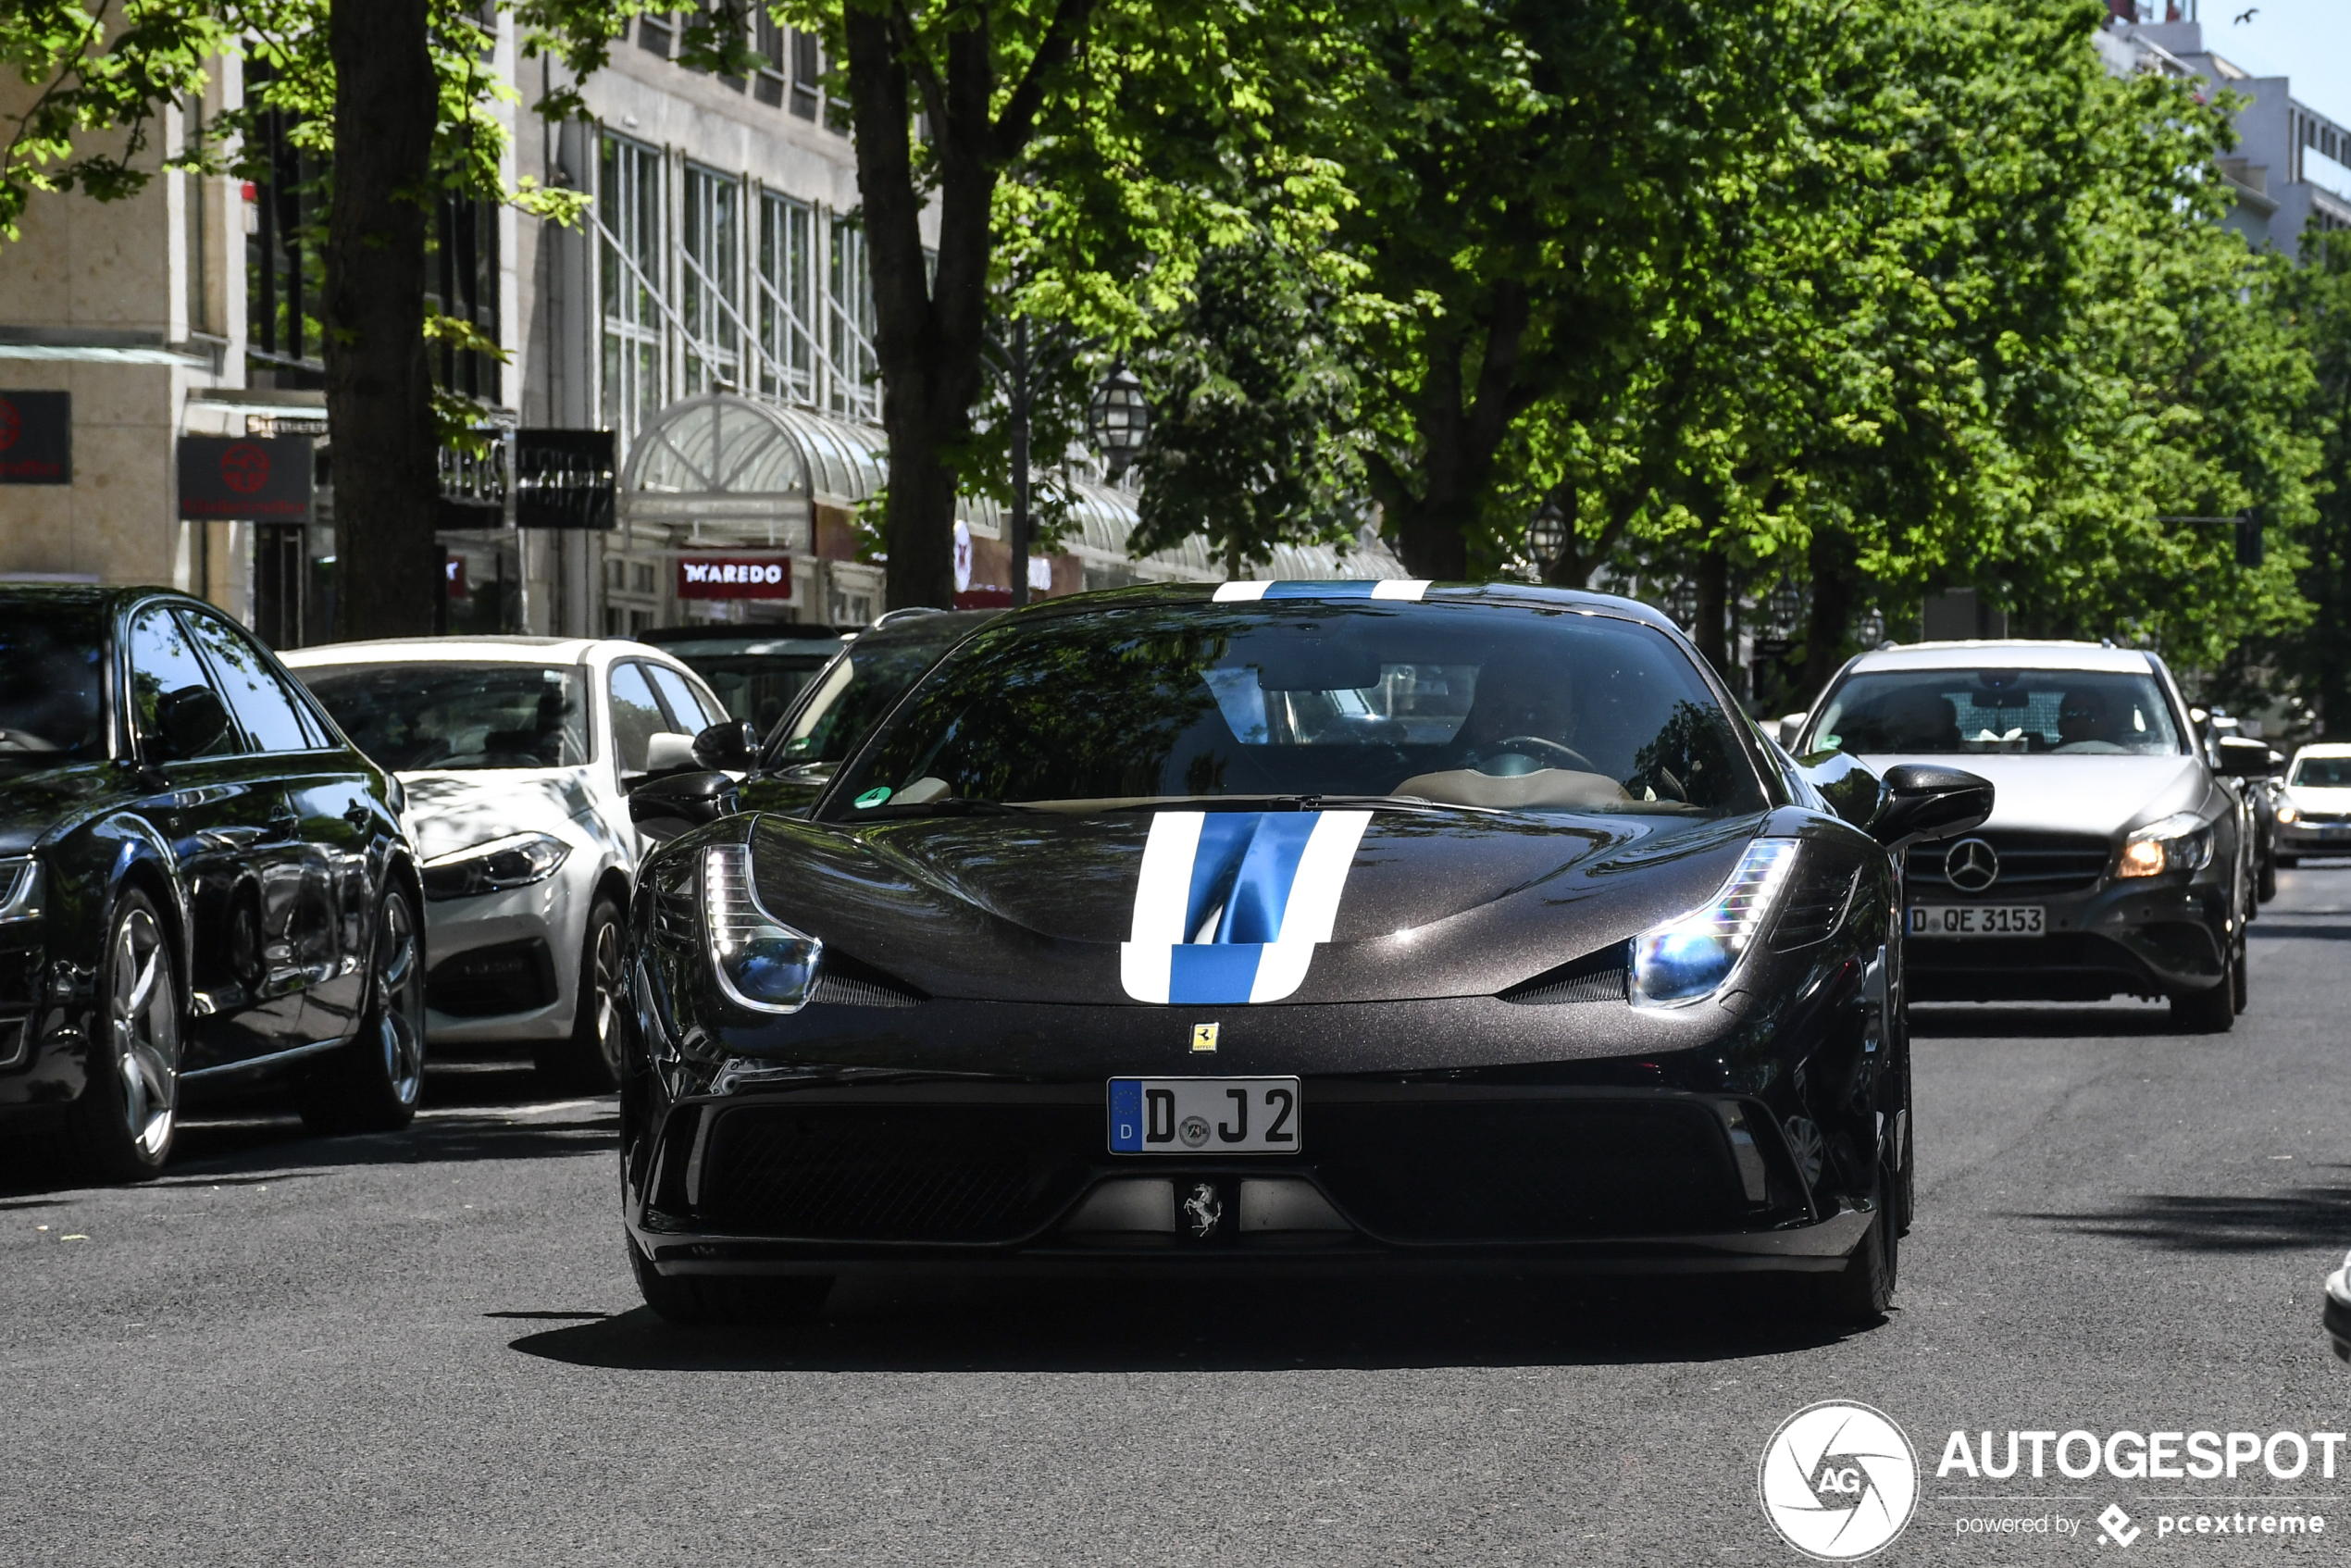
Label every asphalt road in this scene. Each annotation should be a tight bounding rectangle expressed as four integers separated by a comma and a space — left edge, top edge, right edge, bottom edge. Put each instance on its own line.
9, 871, 2351, 1566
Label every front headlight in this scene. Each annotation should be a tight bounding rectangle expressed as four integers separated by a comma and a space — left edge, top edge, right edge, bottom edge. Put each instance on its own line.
0, 856, 44, 923
702, 843, 821, 1014
1631, 840, 1800, 1007
420, 831, 571, 901
2278, 803, 2300, 824
2118, 812, 2213, 879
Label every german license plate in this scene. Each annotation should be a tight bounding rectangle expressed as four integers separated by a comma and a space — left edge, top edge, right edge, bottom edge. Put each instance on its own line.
1908, 904, 2044, 937
1108, 1077, 1300, 1154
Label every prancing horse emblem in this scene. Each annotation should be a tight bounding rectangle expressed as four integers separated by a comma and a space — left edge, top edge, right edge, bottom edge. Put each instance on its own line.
1944, 837, 1999, 893
1182, 1181, 1224, 1239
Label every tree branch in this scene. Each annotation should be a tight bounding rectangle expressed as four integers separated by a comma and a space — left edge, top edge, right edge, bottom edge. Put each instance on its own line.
989, 0, 1091, 160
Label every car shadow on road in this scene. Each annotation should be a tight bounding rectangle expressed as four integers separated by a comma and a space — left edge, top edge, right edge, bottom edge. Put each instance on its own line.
2021, 1174, 2351, 1252
0, 1062, 616, 1199
506, 1273, 1864, 1375
1909, 1003, 2175, 1039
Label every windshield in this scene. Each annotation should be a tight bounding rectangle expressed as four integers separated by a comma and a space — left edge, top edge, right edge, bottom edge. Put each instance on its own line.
2292, 755, 2351, 788
298, 662, 589, 771
767, 631, 969, 772
658, 638, 843, 736
1810, 668, 2183, 757
824, 600, 1764, 819
0, 610, 106, 765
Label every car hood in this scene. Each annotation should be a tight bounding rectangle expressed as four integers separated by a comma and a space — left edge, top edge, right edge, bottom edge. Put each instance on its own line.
747, 807, 1760, 1005
1855, 753, 2204, 838
2285, 785, 2351, 812
400, 768, 600, 860
0, 763, 124, 855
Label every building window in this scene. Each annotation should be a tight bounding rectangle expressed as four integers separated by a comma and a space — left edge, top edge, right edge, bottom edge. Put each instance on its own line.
243, 70, 324, 386
429, 193, 502, 404
790, 29, 821, 121
827, 221, 879, 422
753, 13, 787, 107
181, 97, 210, 338
638, 12, 673, 56
681, 164, 742, 394
599, 132, 666, 447
756, 193, 816, 404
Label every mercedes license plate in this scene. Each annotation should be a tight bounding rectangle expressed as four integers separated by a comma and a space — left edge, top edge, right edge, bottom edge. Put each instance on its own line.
1108, 1077, 1300, 1154
1908, 904, 2044, 937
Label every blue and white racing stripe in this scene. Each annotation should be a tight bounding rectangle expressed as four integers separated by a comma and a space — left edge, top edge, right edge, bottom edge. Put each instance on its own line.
1213, 579, 1431, 602
1119, 810, 1373, 1004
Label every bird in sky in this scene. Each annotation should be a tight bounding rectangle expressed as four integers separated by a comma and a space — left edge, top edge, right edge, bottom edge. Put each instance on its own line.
2234, 6, 2258, 22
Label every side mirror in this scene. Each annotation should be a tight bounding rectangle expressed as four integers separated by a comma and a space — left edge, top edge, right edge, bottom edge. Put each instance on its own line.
1776, 713, 1809, 749
691, 719, 758, 772
2216, 736, 2273, 778
1870, 762, 1993, 851
154, 684, 230, 759
627, 768, 740, 841
641, 731, 700, 776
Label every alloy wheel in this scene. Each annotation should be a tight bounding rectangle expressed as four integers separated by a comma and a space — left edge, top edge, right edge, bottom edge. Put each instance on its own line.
109, 903, 178, 1160
373, 892, 425, 1106
590, 913, 625, 1080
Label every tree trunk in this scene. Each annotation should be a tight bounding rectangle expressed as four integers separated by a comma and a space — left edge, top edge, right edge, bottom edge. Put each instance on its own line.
1800, 525, 1859, 704
325, 0, 440, 641
1373, 287, 1532, 582
1691, 543, 1730, 679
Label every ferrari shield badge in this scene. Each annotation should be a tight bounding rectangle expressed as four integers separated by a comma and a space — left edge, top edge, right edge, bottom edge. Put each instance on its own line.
1191, 1022, 1219, 1053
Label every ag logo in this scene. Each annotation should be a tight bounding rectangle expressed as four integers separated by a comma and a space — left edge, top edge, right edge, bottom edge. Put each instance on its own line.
1178, 1114, 1211, 1148
1943, 837, 1999, 893
219, 441, 271, 494
1758, 1400, 1918, 1561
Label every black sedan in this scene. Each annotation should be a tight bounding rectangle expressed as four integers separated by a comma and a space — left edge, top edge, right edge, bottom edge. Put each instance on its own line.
618, 583, 1990, 1324
0, 587, 423, 1181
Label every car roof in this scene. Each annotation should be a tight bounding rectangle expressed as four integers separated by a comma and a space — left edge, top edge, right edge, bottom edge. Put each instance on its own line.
2292, 743, 2351, 758
284, 635, 615, 666
1002, 580, 1687, 633
1842, 640, 2156, 675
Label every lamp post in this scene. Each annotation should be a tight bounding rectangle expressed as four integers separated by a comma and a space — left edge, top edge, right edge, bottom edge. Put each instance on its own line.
1088, 367, 1149, 481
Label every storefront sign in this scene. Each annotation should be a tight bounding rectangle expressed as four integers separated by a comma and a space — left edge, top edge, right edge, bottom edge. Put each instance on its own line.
178, 434, 312, 520
516, 428, 616, 529
677, 556, 792, 600
0, 392, 70, 484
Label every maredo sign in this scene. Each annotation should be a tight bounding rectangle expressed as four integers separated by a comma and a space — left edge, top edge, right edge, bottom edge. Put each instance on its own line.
676, 555, 791, 601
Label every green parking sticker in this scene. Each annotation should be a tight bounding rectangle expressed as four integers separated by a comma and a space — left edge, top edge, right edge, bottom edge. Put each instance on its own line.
853, 787, 893, 809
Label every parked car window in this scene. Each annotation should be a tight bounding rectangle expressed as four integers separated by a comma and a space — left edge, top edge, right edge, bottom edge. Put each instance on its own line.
828, 603, 1763, 818
183, 612, 316, 753
1810, 669, 2184, 757
650, 635, 843, 736
607, 662, 669, 775
645, 663, 727, 734
2291, 755, 2351, 787
0, 607, 106, 765
297, 663, 588, 770
126, 604, 240, 757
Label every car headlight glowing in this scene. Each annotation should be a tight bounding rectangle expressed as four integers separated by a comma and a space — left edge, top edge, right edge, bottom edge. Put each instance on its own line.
702, 843, 821, 1014
2118, 812, 2212, 879
2279, 803, 2300, 824
1630, 840, 1800, 1007
419, 831, 571, 901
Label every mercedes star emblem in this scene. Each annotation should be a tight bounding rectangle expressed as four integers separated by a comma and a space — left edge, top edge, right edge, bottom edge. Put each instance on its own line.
1944, 837, 1999, 893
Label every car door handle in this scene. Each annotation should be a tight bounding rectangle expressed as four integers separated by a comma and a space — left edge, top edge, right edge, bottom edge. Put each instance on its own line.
261, 810, 302, 842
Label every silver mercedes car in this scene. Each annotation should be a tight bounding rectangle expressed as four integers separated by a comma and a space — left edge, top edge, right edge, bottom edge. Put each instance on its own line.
1786, 640, 2266, 1030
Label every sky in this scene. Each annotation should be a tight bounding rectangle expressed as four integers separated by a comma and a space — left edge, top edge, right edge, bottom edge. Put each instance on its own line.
2181, 0, 2351, 129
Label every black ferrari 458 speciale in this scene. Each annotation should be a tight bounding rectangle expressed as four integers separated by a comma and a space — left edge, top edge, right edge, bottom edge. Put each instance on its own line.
619, 582, 1990, 1323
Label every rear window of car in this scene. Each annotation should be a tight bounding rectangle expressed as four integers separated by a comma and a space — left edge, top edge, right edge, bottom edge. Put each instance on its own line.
2292, 755, 2351, 787
296, 662, 589, 771
1809, 668, 2183, 757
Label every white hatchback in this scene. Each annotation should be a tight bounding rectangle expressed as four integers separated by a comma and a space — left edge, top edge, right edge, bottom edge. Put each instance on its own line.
284, 637, 731, 1087
2278, 742, 2351, 863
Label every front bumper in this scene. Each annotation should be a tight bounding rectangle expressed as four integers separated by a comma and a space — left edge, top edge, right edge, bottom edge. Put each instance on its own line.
1905, 876, 2231, 1003
422, 865, 591, 1045
623, 1077, 1875, 1280
2280, 820, 2351, 855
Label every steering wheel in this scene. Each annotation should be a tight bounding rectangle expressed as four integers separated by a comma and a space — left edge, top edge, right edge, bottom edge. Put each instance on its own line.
1493, 734, 1600, 772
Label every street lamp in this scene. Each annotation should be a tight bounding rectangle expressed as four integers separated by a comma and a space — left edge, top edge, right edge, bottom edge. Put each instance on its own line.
1088, 367, 1149, 480
1524, 497, 1567, 580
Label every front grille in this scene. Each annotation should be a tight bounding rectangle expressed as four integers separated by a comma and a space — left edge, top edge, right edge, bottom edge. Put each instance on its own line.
694, 1103, 1098, 1241
2297, 809, 2351, 824
1905, 830, 2110, 894
1312, 1098, 1751, 1241
810, 951, 926, 1008
428, 938, 556, 1017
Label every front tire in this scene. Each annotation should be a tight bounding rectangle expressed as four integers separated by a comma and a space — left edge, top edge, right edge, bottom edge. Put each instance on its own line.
299, 885, 426, 1135
1818, 1193, 1897, 1325
69, 890, 181, 1183
2171, 946, 2236, 1034
538, 895, 625, 1092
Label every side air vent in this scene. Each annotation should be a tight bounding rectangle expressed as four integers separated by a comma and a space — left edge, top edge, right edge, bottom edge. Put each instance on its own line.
1500, 942, 1631, 1005
809, 951, 927, 1008
1770, 863, 1858, 952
